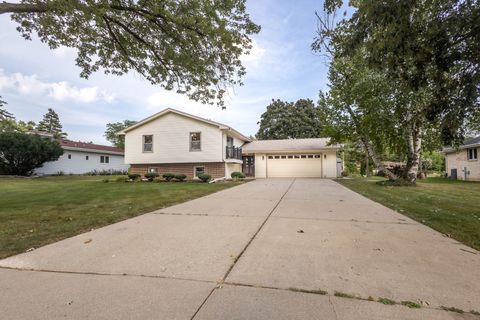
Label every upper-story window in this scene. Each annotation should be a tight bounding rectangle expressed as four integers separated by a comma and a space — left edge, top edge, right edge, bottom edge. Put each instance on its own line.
143, 135, 153, 152
190, 132, 201, 151
227, 136, 234, 147
467, 148, 478, 160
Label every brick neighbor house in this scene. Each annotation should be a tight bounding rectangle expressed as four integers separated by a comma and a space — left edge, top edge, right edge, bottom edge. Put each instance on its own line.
444, 136, 480, 181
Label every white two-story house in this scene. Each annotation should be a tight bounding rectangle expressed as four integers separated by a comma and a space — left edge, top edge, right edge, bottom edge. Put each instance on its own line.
118, 108, 342, 180
118, 108, 249, 179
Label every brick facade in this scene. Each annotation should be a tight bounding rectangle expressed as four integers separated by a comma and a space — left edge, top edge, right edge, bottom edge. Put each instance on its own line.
130, 162, 226, 179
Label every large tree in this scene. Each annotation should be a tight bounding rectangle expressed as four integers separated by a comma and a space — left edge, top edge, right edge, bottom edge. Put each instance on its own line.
104, 120, 137, 149
0, 131, 64, 175
256, 99, 323, 140
36, 108, 67, 138
0, 96, 13, 120
0, 0, 260, 107
316, 0, 480, 182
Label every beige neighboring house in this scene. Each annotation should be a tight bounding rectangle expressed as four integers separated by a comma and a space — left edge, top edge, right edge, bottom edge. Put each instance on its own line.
444, 136, 480, 181
118, 108, 342, 180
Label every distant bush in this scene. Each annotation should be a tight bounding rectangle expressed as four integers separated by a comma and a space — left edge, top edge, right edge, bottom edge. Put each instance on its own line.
0, 132, 64, 176
127, 173, 141, 180
85, 169, 128, 176
101, 179, 109, 183
174, 173, 187, 182
54, 171, 65, 176
341, 171, 349, 177
144, 172, 159, 181
162, 172, 175, 181
231, 171, 245, 180
197, 173, 211, 182
116, 176, 129, 183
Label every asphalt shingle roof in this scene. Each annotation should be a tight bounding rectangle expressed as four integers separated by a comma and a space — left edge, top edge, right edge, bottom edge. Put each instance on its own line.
242, 138, 340, 152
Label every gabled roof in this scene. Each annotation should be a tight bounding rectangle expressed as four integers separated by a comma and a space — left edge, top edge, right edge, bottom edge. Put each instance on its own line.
243, 138, 341, 153
443, 135, 480, 153
59, 140, 124, 155
117, 108, 251, 142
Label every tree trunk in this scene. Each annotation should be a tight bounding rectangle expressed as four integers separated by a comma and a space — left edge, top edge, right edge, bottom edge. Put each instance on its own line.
360, 137, 398, 181
0, 2, 48, 14
403, 123, 422, 183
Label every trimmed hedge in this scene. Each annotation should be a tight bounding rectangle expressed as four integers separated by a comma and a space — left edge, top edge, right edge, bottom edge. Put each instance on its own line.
174, 173, 187, 182
127, 173, 141, 180
144, 172, 159, 181
231, 171, 246, 180
197, 173, 212, 182
162, 173, 175, 181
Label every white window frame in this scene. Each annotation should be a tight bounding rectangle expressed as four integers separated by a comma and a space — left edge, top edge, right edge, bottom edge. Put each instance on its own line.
148, 167, 158, 173
143, 135, 153, 153
190, 132, 201, 151
467, 148, 478, 160
194, 166, 205, 178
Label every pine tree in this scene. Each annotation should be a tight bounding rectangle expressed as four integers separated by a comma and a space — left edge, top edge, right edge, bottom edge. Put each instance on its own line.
36, 108, 67, 139
0, 96, 14, 120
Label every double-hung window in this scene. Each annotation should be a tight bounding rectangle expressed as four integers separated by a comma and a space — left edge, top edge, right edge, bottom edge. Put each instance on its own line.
467, 148, 478, 160
190, 132, 201, 151
100, 156, 109, 163
143, 135, 153, 152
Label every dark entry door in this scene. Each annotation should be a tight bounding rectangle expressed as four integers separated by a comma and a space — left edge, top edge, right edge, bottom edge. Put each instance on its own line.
242, 156, 255, 177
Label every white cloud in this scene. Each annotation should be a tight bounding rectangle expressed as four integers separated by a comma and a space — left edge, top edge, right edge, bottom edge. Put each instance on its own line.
0, 69, 115, 104
241, 39, 266, 65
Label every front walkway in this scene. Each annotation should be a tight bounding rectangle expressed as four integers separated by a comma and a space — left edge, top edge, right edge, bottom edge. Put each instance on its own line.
1, 179, 479, 319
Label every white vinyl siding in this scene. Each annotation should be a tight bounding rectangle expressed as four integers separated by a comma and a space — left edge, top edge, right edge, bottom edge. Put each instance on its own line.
34, 151, 128, 175
124, 112, 223, 164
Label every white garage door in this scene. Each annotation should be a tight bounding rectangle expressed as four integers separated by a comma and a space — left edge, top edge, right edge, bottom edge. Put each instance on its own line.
266, 154, 322, 178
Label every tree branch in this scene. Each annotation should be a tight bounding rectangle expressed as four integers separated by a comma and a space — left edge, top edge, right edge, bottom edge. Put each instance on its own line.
0, 2, 48, 14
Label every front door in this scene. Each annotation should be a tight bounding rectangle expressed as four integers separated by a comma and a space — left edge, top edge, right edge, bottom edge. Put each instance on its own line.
242, 156, 255, 177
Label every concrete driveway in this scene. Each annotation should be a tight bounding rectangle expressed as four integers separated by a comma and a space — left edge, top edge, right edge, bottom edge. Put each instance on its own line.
1, 179, 479, 320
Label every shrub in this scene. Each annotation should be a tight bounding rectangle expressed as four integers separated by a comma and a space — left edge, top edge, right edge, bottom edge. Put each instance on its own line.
341, 170, 349, 177
162, 172, 175, 181
101, 179, 109, 183
54, 171, 65, 176
127, 173, 141, 180
116, 176, 129, 183
174, 173, 187, 182
231, 171, 246, 180
197, 173, 211, 182
144, 172, 159, 181
0, 132, 64, 176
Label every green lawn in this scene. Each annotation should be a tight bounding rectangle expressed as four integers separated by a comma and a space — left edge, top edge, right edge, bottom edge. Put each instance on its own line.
0, 176, 240, 259
337, 177, 480, 251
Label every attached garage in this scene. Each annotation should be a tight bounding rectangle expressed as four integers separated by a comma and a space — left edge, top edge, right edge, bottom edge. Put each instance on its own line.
242, 138, 342, 178
266, 154, 323, 178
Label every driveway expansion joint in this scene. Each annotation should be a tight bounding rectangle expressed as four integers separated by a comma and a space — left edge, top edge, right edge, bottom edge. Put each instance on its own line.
190, 178, 297, 320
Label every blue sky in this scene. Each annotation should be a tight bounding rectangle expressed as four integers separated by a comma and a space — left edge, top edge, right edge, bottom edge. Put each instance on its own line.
0, 0, 332, 145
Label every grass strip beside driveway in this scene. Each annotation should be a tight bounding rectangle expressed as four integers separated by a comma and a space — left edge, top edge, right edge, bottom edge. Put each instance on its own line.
337, 177, 480, 251
0, 176, 240, 259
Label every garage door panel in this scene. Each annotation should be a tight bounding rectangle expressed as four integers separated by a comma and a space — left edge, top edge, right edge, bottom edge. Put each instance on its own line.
267, 155, 322, 178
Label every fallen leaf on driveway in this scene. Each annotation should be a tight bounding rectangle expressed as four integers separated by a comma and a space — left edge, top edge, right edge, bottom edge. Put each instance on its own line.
297, 230, 304, 233
83, 239, 92, 244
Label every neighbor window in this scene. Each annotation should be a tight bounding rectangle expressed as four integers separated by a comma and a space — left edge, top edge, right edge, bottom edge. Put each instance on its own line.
85, 155, 89, 160
68, 154, 71, 159
143, 135, 153, 152
190, 132, 201, 151
100, 156, 110, 163
148, 167, 158, 173
467, 148, 478, 160
194, 166, 205, 178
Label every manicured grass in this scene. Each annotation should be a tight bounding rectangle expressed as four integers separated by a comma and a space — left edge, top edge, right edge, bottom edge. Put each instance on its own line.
337, 177, 480, 251
0, 176, 240, 259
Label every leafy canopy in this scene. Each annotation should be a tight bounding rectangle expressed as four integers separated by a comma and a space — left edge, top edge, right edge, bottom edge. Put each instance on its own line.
256, 99, 323, 140
1, 0, 260, 107
104, 120, 137, 149
0, 131, 64, 176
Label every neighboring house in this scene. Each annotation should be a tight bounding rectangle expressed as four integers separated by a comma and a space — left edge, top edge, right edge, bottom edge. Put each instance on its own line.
35, 140, 128, 175
444, 136, 480, 181
119, 108, 342, 179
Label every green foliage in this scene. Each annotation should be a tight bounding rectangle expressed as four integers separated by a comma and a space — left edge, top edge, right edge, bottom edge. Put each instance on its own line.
116, 176, 130, 183
0, 96, 13, 120
257, 99, 323, 139
174, 173, 187, 182
5, 0, 260, 107
0, 132, 64, 176
162, 173, 175, 182
400, 301, 421, 309
127, 173, 141, 180
36, 108, 67, 139
231, 171, 245, 180
197, 173, 211, 182
104, 120, 137, 149
378, 298, 396, 305
144, 172, 159, 181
